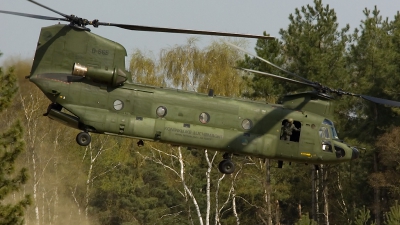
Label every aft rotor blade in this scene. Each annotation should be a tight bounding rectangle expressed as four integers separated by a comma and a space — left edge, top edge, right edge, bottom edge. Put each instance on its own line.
360, 95, 400, 107
27, 0, 70, 19
225, 42, 313, 83
0, 10, 67, 21
97, 22, 274, 39
239, 68, 320, 88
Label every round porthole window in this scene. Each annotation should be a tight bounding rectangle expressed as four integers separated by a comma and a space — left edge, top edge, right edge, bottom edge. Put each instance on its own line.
156, 106, 167, 117
113, 100, 124, 110
199, 112, 210, 124
241, 119, 252, 130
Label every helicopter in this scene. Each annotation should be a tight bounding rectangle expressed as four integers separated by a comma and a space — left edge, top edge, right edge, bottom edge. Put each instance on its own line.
2, 0, 400, 175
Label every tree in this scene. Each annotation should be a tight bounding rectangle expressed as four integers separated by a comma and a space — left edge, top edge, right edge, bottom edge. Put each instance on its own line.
296, 213, 317, 225
280, 0, 349, 85
243, 1, 350, 224
384, 201, 400, 225
3, 56, 93, 224
347, 7, 400, 224
160, 38, 247, 96
238, 32, 286, 102
346, 7, 399, 140
374, 127, 400, 200
0, 52, 31, 224
129, 49, 163, 86
0, 54, 18, 110
353, 206, 374, 225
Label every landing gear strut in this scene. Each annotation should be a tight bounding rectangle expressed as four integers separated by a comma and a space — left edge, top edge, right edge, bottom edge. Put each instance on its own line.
218, 153, 235, 174
76, 132, 91, 146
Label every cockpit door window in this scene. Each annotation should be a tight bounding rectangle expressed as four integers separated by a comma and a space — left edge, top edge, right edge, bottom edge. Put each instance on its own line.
319, 126, 333, 152
319, 127, 330, 139
323, 119, 339, 139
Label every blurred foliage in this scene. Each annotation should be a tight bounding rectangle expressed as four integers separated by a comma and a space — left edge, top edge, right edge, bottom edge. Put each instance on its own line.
0, 53, 31, 225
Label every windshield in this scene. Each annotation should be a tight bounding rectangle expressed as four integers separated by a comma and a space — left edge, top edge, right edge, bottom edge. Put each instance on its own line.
323, 119, 339, 139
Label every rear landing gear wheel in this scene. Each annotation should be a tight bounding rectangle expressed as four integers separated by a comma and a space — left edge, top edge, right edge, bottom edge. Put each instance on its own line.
137, 139, 144, 147
218, 159, 235, 174
76, 132, 91, 146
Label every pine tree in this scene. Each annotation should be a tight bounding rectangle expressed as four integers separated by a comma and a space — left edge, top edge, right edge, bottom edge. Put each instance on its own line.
239, 2, 352, 223
384, 201, 400, 225
0, 52, 31, 224
353, 206, 374, 225
346, 6, 399, 140
347, 7, 400, 224
238, 33, 286, 102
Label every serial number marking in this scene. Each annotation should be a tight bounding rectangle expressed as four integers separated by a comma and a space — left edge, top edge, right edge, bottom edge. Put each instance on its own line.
92, 48, 109, 55
165, 127, 223, 139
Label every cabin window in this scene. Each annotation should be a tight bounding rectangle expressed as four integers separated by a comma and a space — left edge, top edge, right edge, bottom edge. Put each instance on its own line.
156, 106, 167, 117
113, 99, 124, 111
199, 112, 210, 124
241, 119, 253, 130
280, 119, 301, 142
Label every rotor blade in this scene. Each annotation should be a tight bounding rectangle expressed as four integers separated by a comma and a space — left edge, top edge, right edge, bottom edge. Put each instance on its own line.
360, 95, 400, 107
0, 10, 68, 21
27, 0, 69, 19
225, 41, 314, 83
238, 68, 320, 89
96, 22, 274, 39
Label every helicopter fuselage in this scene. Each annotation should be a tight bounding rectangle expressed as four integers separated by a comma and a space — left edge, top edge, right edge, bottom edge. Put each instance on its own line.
27, 24, 358, 174
30, 71, 358, 164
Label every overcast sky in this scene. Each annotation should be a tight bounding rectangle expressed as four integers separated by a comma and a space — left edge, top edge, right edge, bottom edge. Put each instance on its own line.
1, 0, 399, 67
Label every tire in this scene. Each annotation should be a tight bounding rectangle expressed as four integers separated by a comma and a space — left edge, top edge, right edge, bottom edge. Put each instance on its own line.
76, 132, 91, 146
218, 159, 235, 174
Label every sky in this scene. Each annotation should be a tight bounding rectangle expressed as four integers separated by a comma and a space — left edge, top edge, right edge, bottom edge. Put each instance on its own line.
0, 0, 399, 67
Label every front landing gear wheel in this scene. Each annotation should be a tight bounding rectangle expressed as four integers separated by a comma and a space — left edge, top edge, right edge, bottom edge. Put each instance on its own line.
218, 159, 235, 174
76, 132, 91, 146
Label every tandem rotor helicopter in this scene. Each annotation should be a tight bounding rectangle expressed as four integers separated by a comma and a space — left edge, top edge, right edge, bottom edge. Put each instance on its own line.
2, 0, 400, 174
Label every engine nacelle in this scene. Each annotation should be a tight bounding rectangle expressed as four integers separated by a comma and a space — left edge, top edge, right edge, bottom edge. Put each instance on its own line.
72, 63, 127, 87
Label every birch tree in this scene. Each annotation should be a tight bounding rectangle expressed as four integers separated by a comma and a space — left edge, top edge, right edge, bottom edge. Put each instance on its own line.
138, 145, 204, 224
159, 38, 248, 96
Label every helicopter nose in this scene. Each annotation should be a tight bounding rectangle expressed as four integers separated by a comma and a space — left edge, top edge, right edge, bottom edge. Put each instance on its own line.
351, 147, 359, 160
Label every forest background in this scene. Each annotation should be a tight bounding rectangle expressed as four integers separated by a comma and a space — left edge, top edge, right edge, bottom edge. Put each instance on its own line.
2, 0, 400, 224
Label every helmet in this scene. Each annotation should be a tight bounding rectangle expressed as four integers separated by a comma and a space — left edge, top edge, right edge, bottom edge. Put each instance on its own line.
288, 118, 293, 123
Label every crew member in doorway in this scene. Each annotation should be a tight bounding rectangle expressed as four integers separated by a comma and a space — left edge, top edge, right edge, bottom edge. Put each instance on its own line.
281, 118, 300, 141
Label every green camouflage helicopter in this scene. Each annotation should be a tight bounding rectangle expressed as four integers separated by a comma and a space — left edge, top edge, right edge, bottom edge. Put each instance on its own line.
2, 0, 400, 174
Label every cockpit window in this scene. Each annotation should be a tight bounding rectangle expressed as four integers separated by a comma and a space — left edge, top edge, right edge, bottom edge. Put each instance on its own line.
322, 119, 333, 126
330, 127, 339, 139
319, 127, 330, 139
323, 119, 339, 139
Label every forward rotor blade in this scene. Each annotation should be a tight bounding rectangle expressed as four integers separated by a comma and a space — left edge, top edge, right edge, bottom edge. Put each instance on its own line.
27, 0, 69, 19
238, 68, 320, 89
225, 41, 313, 83
97, 22, 274, 39
360, 95, 400, 107
0, 10, 67, 21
